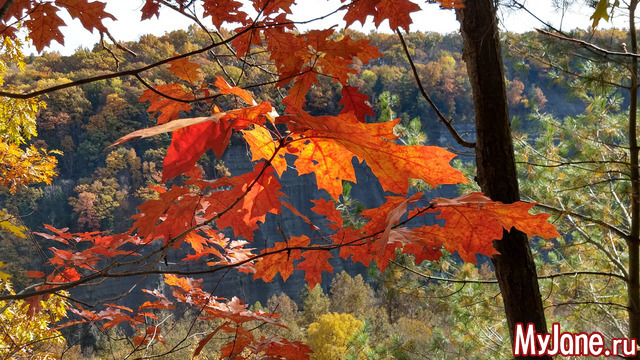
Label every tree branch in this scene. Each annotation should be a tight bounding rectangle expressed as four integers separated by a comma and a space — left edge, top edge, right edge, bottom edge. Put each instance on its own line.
537, 28, 640, 59
535, 202, 631, 241
0, 0, 16, 22
396, 29, 475, 148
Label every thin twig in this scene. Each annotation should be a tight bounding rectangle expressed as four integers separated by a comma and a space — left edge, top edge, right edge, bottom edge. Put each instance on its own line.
396, 29, 475, 148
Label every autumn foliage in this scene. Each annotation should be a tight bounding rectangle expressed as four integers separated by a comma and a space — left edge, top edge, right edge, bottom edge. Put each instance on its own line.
1, 0, 560, 358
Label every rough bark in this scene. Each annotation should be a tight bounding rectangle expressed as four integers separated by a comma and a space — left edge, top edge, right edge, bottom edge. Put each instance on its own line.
456, 1, 550, 358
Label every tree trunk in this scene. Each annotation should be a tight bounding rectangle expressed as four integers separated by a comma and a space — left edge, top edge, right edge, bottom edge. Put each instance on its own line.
456, 1, 550, 358
627, 0, 640, 347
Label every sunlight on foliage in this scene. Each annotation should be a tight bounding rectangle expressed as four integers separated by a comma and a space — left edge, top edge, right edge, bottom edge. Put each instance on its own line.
0, 279, 68, 359
307, 312, 363, 360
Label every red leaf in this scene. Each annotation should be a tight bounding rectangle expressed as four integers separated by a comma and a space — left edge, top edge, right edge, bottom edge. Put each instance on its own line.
111, 113, 223, 146
140, 0, 160, 19
162, 116, 233, 181
297, 250, 333, 289
340, 86, 374, 122
342, 0, 379, 27
26, 270, 45, 278
24, 3, 65, 52
282, 70, 318, 110
282, 201, 319, 231
133, 185, 190, 239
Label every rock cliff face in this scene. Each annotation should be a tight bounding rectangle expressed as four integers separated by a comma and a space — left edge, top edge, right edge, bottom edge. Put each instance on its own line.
71, 119, 475, 308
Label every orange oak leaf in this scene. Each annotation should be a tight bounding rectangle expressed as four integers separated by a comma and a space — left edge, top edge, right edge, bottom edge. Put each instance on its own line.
167, 55, 202, 83
138, 83, 193, 124
252, 0, 295, 16
24, 3, 65, 52
3, 0, 32, 22
26, 270, 45, 278
56, 0, 115, 33
361, 192, 423, 253
231, 26, 264, 58
296, 250, 333, 289
340, 85, 374, 122
436, 0, 464, 9
249, 338, 313, 360
253, 235, 310, 282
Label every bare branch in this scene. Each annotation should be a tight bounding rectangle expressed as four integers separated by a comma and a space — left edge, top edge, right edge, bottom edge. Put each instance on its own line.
396, 29, 476, 148
536, 202, 630, 241
537, 28, 640, 59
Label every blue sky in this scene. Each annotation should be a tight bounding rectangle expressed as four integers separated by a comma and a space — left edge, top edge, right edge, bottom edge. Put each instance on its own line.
36, 0, 603, 55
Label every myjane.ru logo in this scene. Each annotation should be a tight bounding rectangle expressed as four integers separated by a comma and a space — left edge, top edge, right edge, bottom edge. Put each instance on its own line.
513, 323, 637, 357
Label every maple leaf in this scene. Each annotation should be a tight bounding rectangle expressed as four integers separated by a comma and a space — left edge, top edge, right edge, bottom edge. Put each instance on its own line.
162, 117, 233, 181
242, 125, 289, 176
167, 55, 202, 83
253, 236, 310, 282
293, 135, 359, 200
214, 76, 256, 105
140, 0, 160, 20
249, 337, 313, 360
253, 0, 295, 16
342, 0, 379, 27
138, 84, 193, 124
432, 193, 561, 239
374, 0, 421, 31
282, 70, 318, 110
133, 186, 189, 239
279, 111, 467, 196
339, 85, 375, 122
56, 0, 116, 33
310, 198, 343, 230
24, 3, 65, 52
111, 113, 224, 146
203, 0, 249, 29
297, 250, 333, 289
